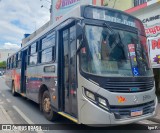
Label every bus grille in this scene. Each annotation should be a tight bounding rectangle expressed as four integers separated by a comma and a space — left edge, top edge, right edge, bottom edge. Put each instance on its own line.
104, 80, 154, 93
110, 101, 155, 119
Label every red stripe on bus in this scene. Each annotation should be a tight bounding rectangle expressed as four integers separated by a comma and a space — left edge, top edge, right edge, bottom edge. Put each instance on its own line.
125, 2, 147, 13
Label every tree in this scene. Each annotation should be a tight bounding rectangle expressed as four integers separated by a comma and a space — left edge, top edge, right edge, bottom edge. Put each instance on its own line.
0, 61, 6, 69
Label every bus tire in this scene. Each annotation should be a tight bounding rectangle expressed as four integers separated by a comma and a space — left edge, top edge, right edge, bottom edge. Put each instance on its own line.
42, 90, 58, 121
12, 82, 17, 96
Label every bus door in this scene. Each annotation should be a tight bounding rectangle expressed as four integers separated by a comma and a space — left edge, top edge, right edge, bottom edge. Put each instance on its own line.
20, 49, 27, 93
59, 25, 78, 118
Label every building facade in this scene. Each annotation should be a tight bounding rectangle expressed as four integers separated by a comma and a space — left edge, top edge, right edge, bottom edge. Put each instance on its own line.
101, 0, 133, 10
0, 49, 16, 62
126, 1, 160, 68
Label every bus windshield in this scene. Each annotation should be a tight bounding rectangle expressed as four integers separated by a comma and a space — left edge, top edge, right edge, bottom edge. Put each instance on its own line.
80, 25, 153, 77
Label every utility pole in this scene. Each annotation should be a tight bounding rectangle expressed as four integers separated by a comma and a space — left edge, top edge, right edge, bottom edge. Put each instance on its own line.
113, 0, 117, 8
50, 0, 54, 24
40, 0, 52, 24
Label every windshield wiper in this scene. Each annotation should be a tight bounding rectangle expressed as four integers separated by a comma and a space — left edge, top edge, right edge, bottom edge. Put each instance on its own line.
103, 22, 124, 47
103, 22, 126, 60
103, 22, 114, 33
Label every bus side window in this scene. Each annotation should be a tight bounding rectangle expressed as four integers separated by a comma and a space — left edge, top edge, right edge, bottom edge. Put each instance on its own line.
6, 59, 8, 69
28, 43, 38, 66
27, 46, 31, 66
40, 31, 56, 63
14, 55, 17, 68
10, 57, 12, 69
12, 56, 14, 69
8, 58, 11, 69
17, 52, 21, 68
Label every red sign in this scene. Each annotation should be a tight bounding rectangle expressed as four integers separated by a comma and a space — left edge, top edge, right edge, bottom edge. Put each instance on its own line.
152, 39, 160, 50
56, 0, 62, 10
128, 44, 135, 52
55, 0, 80, 10
145, 25, 160, 37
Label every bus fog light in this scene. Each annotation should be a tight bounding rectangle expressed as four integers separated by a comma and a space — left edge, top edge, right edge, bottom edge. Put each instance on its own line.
85, 90, 95, 101
98, 97, 107, 106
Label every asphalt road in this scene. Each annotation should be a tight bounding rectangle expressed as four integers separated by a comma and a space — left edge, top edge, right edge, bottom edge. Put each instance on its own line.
0, 76, 159, 133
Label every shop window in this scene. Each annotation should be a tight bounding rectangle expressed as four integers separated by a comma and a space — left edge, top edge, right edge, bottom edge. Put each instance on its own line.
134, 0, 147, 7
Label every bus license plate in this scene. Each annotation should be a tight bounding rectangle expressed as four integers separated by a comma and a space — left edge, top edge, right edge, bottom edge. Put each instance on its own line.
131, 110, 143, 117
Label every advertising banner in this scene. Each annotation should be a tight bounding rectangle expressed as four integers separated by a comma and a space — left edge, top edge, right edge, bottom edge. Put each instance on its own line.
51, 0, 92, 22
145, 23, 160, 37
149, 37, 160, 68
135, 7, 160, 68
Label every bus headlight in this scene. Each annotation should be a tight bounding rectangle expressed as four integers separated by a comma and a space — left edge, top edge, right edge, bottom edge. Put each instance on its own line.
85, 89, 95, 101
84, 88, 109, 111
98, 97, 107, 107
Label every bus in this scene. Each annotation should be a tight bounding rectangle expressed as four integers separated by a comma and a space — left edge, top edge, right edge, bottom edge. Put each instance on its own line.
5, 5, 157, 125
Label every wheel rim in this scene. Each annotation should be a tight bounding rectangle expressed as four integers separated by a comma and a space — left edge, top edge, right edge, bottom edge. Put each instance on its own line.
43, 97, 51, 113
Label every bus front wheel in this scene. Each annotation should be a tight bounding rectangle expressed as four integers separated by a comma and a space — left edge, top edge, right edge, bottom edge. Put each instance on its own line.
42, 90, 59, 121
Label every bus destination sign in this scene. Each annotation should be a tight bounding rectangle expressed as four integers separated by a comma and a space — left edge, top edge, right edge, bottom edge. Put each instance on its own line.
84, 7, 136, 28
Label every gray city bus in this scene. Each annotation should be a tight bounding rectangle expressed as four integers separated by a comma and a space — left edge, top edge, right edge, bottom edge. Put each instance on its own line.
5, 5, 157, 125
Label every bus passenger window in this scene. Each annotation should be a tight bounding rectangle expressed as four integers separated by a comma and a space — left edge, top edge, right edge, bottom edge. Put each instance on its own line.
41, 47, 53, 63
28, 54, 36, 65
17, 52, 21, 68
40, 31, 55, 63
9, 58, 11, 69
28, 43, 38, 66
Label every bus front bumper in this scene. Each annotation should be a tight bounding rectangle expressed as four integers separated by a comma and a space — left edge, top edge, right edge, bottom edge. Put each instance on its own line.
110, 96, 158, 125
80, 96, 158, 125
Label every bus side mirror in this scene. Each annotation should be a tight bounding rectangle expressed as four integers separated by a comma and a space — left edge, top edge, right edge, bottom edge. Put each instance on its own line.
76, 23, 84, 54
